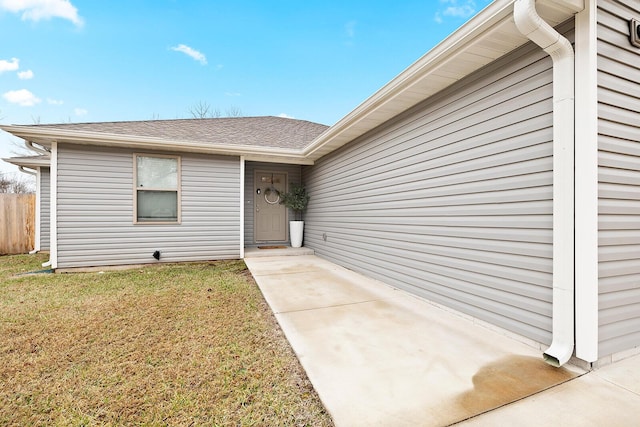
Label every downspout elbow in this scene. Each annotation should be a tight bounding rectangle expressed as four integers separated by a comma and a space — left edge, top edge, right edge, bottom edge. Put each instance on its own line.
18, 166, 37, 176
514, 0, 576, 367
25, 141, 50, 155
514, 0, 574, 60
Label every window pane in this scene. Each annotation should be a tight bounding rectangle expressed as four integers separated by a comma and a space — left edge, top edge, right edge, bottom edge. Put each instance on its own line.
137, 190, 178, 222
137, 156, 178, 189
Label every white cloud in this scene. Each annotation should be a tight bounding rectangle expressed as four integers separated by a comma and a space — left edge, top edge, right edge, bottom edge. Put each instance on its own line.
0, 57, 19, 73
278, 113, 295, 119
170, 44, 207, 65
435, 0, 479, 23
3, 89, 41, 106
345, 20, 356, 38
344, 20, 356, 46
47, 98, 63, 105
0, 0, 84, 26
17, 69, 34, 79
74, 107, 87, 116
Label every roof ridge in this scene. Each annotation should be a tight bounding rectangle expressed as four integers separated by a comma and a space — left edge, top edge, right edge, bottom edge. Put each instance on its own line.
28, 115, 327, 128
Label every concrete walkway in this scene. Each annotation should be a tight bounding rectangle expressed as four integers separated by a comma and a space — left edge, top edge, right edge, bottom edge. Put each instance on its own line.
244, 255, 640, 426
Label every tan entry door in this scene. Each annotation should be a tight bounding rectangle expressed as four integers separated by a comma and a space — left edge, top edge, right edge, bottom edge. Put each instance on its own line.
255, 172, 287, 242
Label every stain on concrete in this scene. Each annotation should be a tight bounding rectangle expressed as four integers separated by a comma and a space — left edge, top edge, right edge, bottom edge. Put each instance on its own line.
247, 256, 587, 427
452, 355, 579, 423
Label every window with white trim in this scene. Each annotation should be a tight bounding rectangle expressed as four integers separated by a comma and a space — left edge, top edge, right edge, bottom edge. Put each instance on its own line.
134, 154, 180, 223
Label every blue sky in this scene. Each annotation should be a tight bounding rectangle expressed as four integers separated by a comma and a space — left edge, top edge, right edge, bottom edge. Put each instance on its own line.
0, 0, 491, 176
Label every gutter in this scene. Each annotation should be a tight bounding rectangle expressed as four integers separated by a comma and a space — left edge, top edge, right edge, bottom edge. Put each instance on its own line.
1, 125, 315, 165
514, 0, 577, 367
2, 156, 51, 168
301, 0, 516, 161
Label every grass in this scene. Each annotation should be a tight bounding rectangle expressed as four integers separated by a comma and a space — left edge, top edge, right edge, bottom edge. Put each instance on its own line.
0, 254, 333, 426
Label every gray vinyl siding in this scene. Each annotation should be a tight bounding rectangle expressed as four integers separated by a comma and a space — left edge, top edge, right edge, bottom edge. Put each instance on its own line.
39, 167, 50, 251
244, 161, 301, 246
56, 144, 240, 268
303, 39, 556, 344
597, 0, 640, 357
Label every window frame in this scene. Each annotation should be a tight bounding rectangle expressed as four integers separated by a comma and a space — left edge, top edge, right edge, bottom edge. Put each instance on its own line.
133, 153, 181, 224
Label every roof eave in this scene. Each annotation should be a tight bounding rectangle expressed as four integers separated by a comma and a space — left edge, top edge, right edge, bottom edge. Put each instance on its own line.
0, 125, 314, 165
0, 1, 583, 166
304, 0, 583, 161
2, 156, 51, 168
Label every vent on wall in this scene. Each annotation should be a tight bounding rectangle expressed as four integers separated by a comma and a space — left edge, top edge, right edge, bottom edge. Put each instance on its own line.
630, 19, 640, 48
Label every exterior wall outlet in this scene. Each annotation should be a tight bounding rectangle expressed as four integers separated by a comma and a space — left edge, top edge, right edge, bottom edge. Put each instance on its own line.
630, 19, 640, 48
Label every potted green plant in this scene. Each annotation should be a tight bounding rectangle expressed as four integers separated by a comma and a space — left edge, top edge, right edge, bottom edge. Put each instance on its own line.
279, 183, 310, 248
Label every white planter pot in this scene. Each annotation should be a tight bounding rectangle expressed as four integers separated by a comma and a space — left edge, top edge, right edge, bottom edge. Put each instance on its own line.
290, 221, 304, 248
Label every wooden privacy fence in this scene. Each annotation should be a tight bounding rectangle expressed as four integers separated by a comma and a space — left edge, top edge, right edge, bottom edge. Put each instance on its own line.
0, 194, 35, 255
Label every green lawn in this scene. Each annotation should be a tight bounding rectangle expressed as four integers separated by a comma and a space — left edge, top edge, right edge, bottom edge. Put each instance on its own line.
0, 254, 333, 426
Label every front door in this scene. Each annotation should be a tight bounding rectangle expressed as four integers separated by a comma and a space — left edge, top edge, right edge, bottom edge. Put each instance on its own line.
255, 172, 287, 242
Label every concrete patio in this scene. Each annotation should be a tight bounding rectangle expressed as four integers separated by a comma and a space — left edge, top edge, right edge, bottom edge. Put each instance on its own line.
244, 254, 640, 426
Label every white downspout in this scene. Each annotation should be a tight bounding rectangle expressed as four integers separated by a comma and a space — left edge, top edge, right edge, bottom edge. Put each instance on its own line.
30, 167, 42, 254
514, 0, 575, 367
18, 165, 40, 255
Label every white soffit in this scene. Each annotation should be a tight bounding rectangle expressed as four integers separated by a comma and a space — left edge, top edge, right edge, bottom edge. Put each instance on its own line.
304, 0, 583, 162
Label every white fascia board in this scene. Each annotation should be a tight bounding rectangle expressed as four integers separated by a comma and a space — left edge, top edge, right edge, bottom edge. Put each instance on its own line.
2, 156, 51, 168
303, 0, 516, 160
0, 125, 312, 165
304, 0, 584, 162
243, 154, 314, 165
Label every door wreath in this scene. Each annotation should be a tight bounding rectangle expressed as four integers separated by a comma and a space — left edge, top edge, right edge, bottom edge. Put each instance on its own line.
264, 187, 280, 204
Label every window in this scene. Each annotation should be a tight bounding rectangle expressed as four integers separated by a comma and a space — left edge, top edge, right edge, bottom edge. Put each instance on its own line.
134, 154, 180, 223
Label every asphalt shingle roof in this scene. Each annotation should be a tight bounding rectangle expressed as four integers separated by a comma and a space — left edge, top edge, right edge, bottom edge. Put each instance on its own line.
29, 116, 329, 150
